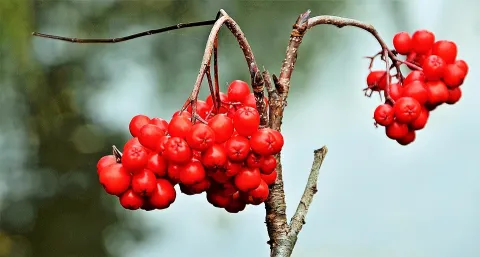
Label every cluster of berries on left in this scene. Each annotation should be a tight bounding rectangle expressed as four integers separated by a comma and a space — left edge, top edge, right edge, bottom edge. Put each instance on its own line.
96, 80, 284, 212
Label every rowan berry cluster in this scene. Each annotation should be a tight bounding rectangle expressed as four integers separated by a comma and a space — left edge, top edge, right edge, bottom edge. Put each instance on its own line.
367, 30, 469, 145
96, 80, 283, 212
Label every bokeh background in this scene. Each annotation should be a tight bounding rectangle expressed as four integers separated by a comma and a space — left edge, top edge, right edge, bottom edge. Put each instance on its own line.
1, 0, 479, 256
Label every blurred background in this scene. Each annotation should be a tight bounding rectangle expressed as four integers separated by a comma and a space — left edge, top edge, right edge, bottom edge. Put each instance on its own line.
1, 0, 479, 256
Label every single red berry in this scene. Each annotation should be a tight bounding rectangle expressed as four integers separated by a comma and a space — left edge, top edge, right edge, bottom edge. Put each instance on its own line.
404, 71, 426, 85
164, 137, 192, 164
171, 110, 192, 119
227, 80, 251, 103
261, 170, 277, 186
432, 40, 457, 64
270, 130, 284, 154
426, 80, 449, 105
233, 107, 260, 137
393, 97, 422, 124
413, 50, 431, 66
446, 87, 462, 105
167, 163, 182, 185
411, 30, 435, 54
131, 169, 157, 197
389, 83, 403, 102
225, 160, 243, 177
187, 100, 210, 120
156, 136, 170, 156
208, 114, 234, 143
189, 178, 212, 194
454, 60, 469, 75
97, 155, 117, 174
206, 189, 231, 208
224, 135, 250, 162
186, 123, 216, 151
234, 167, 262, 192
225, 192, 247, 213
119, 189, 144, 210
179, 159, 206, 185
138, 124, 166, 151
393, 32, 412, 55
373, 104, 394, 126
247, 179, 269, 205
123, 137, 142, 152
168, 115, 193, 139
402, 80, 428, 105
206, 92, 229, 114
396, 130, 416, 145
366, 70, 388, 91
149, 117, 169, 132
121, 144, 149, 173
246, 152, 263, 169
99, 163, 131, 196
149, 178, 176, 209
443, 64, 466, 88
409, 107, 429, 130
422, 55, 446, 81
129, 115, 151, 137
201, 144, 228, 169
385, 121, 409, 140
260, 155, 277, 175
250, 128, 283, 155
146, 154, 167, 178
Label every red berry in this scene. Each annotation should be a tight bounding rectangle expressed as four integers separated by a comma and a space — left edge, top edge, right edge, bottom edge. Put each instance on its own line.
246, 152, 264, 169
189, 178, 211, 194
201, 144, 228, 169
389, 83, 403, 102
426, 80, 449, 105
97, 155, 117, 174
393, 32, 412, 55
99, 163, 131, 196
179, 159, 206, 185
411, 30, 435, 54
270, 130, 284, 154
446, 87, 462, 105
385, 121, 409, 140
164, 137, 192, 164
156, 136, 170, 156
366, 70, 388, 91
225, 192, 247, 213
121, 145, 149, 173
225, 160, 243, 177
131, 169, 157, 197
247, 179, 269, 205
187, 100, 210, 120
206, 92, 229, 114
393, 97, 422, 124
123, 137, 142, 152
432, 40, 457, 64
149, 117, 169, 131
186, 123, 216, 151
396, 130, 416, 145
208, 168, 230, 184
422, 55, 446, 81
373, 104, 394, 126
242, 93, 267, 109
167, 164, 182, 184
443, 64, 466, 88
206, 189, 231, 208
234, 167, 262, 192
224, 135, 250, 162
119, 189, 144, 210
409, 107, 429, 130
146, 154, 168, 178
233, 107, 260, 137
454, 60, 469, 75
171, 110, 192, 119
260, 155, 277, 175
129, 115, 150, 137
250, 128, 283, 155
261, 170, 277, 186
208, 114, 234, 143
149, 179, 176, 209
168, 115, 193, 139
227, 80, 251, 102
402, 80, 428, 105
404, 71, 425, 85
138, 124, 166, 151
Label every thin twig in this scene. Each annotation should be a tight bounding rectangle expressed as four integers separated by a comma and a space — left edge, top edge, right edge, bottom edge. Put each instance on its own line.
213, 35, 221, 111
286, 147, 328, 252
32, 20, 216, 43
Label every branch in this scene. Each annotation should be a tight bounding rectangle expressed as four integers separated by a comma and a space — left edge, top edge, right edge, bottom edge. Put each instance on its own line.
287, 147, 328, 247
185, 9, 266, 124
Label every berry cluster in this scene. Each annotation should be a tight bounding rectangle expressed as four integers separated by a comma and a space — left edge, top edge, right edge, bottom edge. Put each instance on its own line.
96, 80, 283, 212
366, 30, 469, 145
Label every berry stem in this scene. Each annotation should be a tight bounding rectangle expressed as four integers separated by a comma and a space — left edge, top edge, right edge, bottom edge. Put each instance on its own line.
213, 35, 221, 111
112, 145, 122, 163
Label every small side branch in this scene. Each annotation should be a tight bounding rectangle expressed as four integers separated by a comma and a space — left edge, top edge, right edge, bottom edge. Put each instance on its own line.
287, 146, 328, 245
